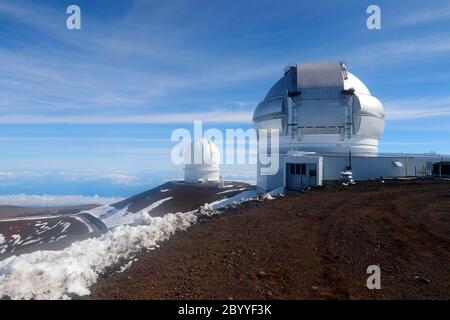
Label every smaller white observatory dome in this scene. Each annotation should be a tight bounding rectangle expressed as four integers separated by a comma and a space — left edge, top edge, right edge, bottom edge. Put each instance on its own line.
183, 139, 220, 183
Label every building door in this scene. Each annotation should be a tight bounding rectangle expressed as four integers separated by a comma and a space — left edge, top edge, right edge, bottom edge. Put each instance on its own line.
286, 163, 317, 190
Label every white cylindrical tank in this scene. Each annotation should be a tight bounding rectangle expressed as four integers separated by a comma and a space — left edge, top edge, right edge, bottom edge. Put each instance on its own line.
184, 139, 220, 183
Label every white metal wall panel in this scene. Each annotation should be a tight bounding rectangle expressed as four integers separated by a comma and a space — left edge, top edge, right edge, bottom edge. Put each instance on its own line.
296, 99, 347, 127
258, 153, 450, 191
353, 94, 385, 118
297, 62, 344, 89
354, 116, 385, 137
297, 62, 344, 99
322, 155, 450, 181
253, 98, 286, 122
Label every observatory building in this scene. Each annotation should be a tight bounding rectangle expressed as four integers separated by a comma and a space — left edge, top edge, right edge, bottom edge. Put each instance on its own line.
254, 61, 450, 191
184, 138, 220, 183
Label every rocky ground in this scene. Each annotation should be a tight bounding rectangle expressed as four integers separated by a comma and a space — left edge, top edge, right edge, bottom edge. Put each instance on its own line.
88, 178, 450, 299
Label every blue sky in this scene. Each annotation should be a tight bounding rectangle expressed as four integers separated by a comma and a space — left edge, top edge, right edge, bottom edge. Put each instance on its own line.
0, 0, 450, 197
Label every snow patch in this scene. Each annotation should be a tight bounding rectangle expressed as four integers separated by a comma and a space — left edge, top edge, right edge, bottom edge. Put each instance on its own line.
82, 197, 173, 229
118, 260, 133, 273
21, 238, 44, 246
209, 190, 259, 209
81, 205, 116, 220
260, 193, 274, 201
217, 188, 247, 195
60, 222, 71, 233
11, 234, 22, 247
0, 235, 5, 254
71, 217, 92, 233
218, 184, 234, 188
0, 211, 197, 300
91, 205, 132, 230
257, 187, 284, 201
142, 197, 172, 213
268, 187, 284, 197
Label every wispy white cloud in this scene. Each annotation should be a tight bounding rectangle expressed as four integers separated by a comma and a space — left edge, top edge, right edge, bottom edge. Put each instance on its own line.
0, 0, 292, 126
387, 107, 450, 120
0, 194, 123, 207
0, 0, 62, 34
57, 171, 140, 186
384, 96, 450, 120
0, 170, 141, 186
376, 37, 450, 55
0, 137, 170, 143
382, 142, 450, 146
0, 170, 173, 188
349, 34, 450, 66
0, 171, 43, 180
224, 100, 258, 108
395, 4, 450, 26
0, 144, 171, 156
0, 110, 253, 124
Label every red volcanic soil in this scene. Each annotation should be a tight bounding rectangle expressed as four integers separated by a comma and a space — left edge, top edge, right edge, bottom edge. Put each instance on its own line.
88, 179, 450, 300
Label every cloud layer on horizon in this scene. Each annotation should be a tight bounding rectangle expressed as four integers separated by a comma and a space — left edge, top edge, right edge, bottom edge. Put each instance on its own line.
0, 194, 123, 207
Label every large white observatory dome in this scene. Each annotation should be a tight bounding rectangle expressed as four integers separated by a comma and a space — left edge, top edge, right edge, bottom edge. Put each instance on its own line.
183, 139, 220, 183
253, 61, 385, 155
